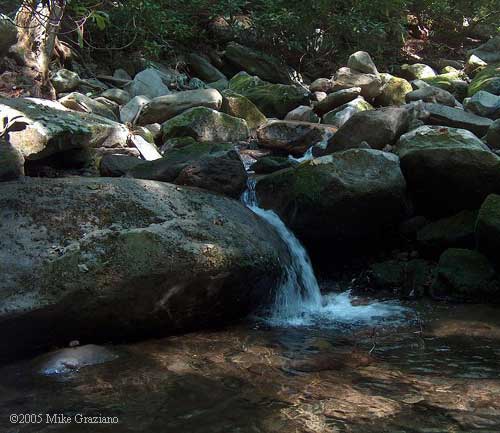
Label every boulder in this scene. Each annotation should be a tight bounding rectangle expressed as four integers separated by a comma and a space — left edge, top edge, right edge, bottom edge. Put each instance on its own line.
424, 103, 493, 137
255, 149, 408, 247
221, 90, 267, 130
400, 64, 436, 80
99, 154, 145, 177
405, 86, 457, 107
423, 70, 467, 97
161, 107, 249, 143
51, 69, 80, 94
0, 177, 289, 358
93, 97, 120, 118
347, 51, 378, 75
59, 92, 118, 121
309, 78, 335, 93
0, 14, 17, 57
188, 78, 207, 90
476, 194, 500, 261
285, 105, 320, 123
313, 87, 362, 115
100, 88, 131, 105
465, 54, 488, 77
0, 139, 24, 181
375, 74, 413, 106
394, 125, 500, 215
332, 68, 383, 100
124, 68, 171, 99
468, 64, 500, 96
486, 119, 500, 148
463, 91, 500, 119
467, 36, 500, 64
257, 120, 337, 156
137, 89, 223, 125
0, 98, 128, 161
250, 156, 298, 174
224, 42, 292, 84
313, 91, 327, 102
113, 68, 132, 81
187, 53, 227, 83
228, 72, 310, 118
322, 97, 373, 128
120, 95, 150, 124
326, 107, 410, 153
432, 249, 498, 299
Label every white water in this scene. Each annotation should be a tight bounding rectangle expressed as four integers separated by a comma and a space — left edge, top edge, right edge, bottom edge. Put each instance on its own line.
242, 178, 408, 327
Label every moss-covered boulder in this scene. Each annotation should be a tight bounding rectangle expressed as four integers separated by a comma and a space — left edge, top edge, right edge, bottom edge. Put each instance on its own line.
432, 249, 498, 300
400, 63, 436, 80
250, 156, 298, 174
161, 107, 249, 143
422, 69, 465, 91
468, 63, 500, 96
255, 149, 408, 247
322, 97, 373, 128
476, 194, 500, 262
221, 90, 267, 130
375, 74, 413, 106
228, 72, 310, 118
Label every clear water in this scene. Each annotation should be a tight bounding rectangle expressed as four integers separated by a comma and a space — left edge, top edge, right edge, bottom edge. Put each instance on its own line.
242, 179, 408, 327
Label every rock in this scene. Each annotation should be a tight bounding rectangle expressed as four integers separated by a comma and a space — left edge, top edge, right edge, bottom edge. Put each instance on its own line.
405, 86, 457, 107
188, 78, 207, 90
250, 156, 298, 174
144, 123, 162, 141
113, 68, 132, 81
93, 97, 120, 118
375, 74, 413, 106
77, 78, 108, 94
257, 120, 337, 156
486, 119, 500, 148
432, 249, 498, 299
310, 78, 335, 93
417, 210, 478, 255
394, 125, 500, 215
0, 15, 17, 57
221, 90, 267, 130
120, 95, 150, 124
100, 88, 131, 105
228, 72, 310, 119
59, 92, 118, 121
465, 54, 488, 77
51, 69, 80, 94
207, 79, 229, 92
187, 53, 227, 83
313, 91, 327, 102
129, 134, 162, 161
0, 98, 128, 161
0, 177, 288, 358
0, 139, 24, 181
160, 137, 199, 154
347, 51, 378, 75
463, 91, 500, 119
423, 70, 467, 95
161, 107, 249, 143
255, 149, 408, 247
468, 63, 500, 96
99, 154, 145, 176
224, 42, 293, 84
285, 106, 320, 123
322, 97, 373, 128
313, 87, 362, 115
401, 64, 436, 80
476, 194, 500, 261
124, 68, 171, 99
424, 103, 493, 137
332, 68, 383, 100
137, 89, 223, 125
467, 36, 500, 64
326, 107, 410, 153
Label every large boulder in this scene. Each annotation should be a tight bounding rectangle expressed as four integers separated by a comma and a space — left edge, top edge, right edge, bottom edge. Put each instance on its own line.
0, 14, 17, 57
405, 86, 457, 107
187, 53, 227, 83
228, 72, 310, 118
467, 36, 500, 64
59, 92, 118, 121
322, 97, 373, 128
463, 91, 500, 119
221, 90, 267, 130
161, 107, 249, 143
313, 87, 362, 115
137, 89, 223, 125
51, 69, 80, 94
309, 78, 335, 93
400, 64, 436, 80
476, 194, 500, 262
100, 88, 131, 106
0, 98, 128, 161
285, 106, 320, 123
0, 139, 24, 181
125, 68, 172, 99
120, 95, 150, 124
325, 107, 410, 153
250, 156, 298, 174
486, 119, 500, 148
332, 67, 383, 100
256, 120, 337, 156
0, 177, 289, 359
255, 149, 408, 247
347, 51, 378, 75
224, 42, 292, 84
394, 125, 500, 215
424, 103, 493, 137
468, 64, 500, 96
375, 74, 413, 106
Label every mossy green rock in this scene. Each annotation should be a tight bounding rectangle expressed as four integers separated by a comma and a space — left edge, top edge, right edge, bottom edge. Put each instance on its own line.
161, 107, 249, 143
228, 72, 310, 119
401, 63, 436, 80
375, 74, 413, 106
221, 90, 267, 130
468, 63, 500, 96
476, 194, 500, 261
422, 70, 465, 92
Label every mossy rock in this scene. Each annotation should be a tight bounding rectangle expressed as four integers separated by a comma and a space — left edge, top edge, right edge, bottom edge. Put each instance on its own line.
250, 156, 298, 174
468, 63, 500, 96
221, 90, 267, 130
375, 74, 413, 106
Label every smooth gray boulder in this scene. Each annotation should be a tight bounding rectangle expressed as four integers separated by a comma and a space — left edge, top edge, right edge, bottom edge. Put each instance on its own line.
101, 88, 131, 105
332, 68, 383, 100
467, 36, 500, 64
285, 106, 320, 123
120, 95, 150, 124
487, 119, 500, 149
463, 91, 500, 119
347, 51, 378, 75
125, 68, 172, 99
406, 86, 457, 107
322, 96, 373, 128
313, 87, 362, 115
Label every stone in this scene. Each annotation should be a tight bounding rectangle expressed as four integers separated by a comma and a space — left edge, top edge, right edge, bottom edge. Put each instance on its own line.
284, 106, 320, 123
394, 125, 500, 215
0, 98, 128, 161
100, 88, 131, 105
465, 54, 488, 77
432, 249, 498, 299
257, 120, 337, 156
113, 68, 132, 81
476, 194, 500, 261
250, 156, 298, 174
405, 86, 457, 107
347, 51, 378, 75
0, 14, 17, 57
224, 42, 293, 84
59, 92, 118, 121
93, 97, 120, 118
187, 53, 227, 83
255, 149, 408, 247
207, 79, 229, 92
137, 89, 223, 125
188, 78, 207, 90
313, 87, 362, 115
332, 68, 383, 100
375, 74, 413, 106
124, 68, 171, 99
99, 154, 145, 176
228, 72, 310, 119
120, 95, 150, 124
486, 119, 500, 148
0, 177, 289, 358
424, 103, 493, 137
422, 70, 467, 95
161, 107, 249, 143
467, 36, 500, 64
51, 69, 80, 94
326, 107, 411, 153
221, 90, 267, 130
160, 137, 199, 154
310, 78, 335, 93
463, 91, 500, 119
401, 64, 436, 80
0, 139, 24, 181
321, 97, 373, 128
313, 91, 327, 102
468, 64, 500, 96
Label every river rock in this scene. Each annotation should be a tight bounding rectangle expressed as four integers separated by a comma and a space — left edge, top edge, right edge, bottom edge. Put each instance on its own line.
347, 51, 378, 75
100, 88, 131, 105
93, 97, 120, 118
51, 69, 80, 94
476, 194, 500, 262
467, 36, 500, 64
221, 90, 267, 130
405, 86, 457, 106
463, 91, 500, 119
424, 103, 493, 136
161, 107, 249, 143
125, 68, 171, 99
468, 63, 500, 96
332, 68, 383, 100
0, 15, 17, 57
59, 92, 118, 121
313, 87, 362, 115
250, 156, 298, 174
285, 106, 320, 123
137, 89, 223, 125
0, 98, 128, 161
322, 97, 373, 128
99, 154, 145, 177
187, 53, 227, 83
401, 64, 436, 80
375, 74, 413, 106
0, 177, 289, 358
310, 78, 335, 93
326, 106, 410, 153
486, 119, 500, 148
257, 120, 337, 156
120, 95, 150, 124
255, 149, 408, 247
394, 125, 500, 215
0, 139, 24, 181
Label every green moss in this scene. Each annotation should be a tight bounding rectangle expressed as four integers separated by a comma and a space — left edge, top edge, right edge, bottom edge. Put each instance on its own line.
468, 63, 500, 96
